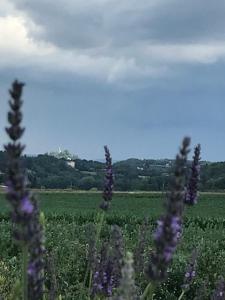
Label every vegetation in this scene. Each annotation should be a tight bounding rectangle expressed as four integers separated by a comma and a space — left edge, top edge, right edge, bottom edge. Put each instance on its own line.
0, 152, 224, 191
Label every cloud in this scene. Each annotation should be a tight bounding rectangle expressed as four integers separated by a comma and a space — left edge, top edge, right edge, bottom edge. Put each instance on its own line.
0, 9, 167, 84
11, 0, 225, 46
142, 43, 225, 64
1, 0, 225, 86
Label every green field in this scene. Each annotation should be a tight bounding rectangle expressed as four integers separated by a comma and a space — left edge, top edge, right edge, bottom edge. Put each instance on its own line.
0, 192, 225, 299
1, 191, 225, 218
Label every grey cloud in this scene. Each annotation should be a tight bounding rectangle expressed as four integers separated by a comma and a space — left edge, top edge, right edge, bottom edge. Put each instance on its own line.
147, 0, 225, 43
10, 0, 225, 51
10, 0, 108, 49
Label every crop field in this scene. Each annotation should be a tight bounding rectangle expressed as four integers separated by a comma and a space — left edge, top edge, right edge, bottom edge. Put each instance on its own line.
1, 191, 225, 218
0, 192, 225, 299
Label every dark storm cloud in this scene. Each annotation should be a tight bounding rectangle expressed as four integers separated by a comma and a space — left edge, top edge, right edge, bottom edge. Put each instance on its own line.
10, 0, 108, 49
10, 0, 225, 50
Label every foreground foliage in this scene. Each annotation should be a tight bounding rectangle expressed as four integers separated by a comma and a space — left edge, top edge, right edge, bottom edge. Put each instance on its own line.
0, 193, 225, 299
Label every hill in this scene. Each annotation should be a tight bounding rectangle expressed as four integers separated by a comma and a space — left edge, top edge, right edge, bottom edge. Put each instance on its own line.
0, 151, 224, 191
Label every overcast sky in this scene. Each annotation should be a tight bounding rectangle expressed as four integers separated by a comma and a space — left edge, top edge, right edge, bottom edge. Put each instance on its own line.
0, 0, 225, 161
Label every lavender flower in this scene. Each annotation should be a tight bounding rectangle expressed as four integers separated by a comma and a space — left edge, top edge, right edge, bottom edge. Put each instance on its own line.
181, 249, 198, 291
110, 225, 124, 287
5, 80, 33, 243
146, 137, 191, 281
92, 242, 114, 298
27, 199, 45, 300
100, 146, 113, 211
211, 277, 225, 300
185, 144, 201, 205
5, 80, 45, 299
91, 226, 124, 298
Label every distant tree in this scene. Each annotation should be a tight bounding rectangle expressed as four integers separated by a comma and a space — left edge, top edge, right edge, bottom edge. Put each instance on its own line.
78, 176, 96, 190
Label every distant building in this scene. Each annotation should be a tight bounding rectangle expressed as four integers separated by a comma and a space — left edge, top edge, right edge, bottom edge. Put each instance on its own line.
137, 166, 144, 171
49, 148, 78, 168
49, 148, 78, 161
65, 158, 76, 168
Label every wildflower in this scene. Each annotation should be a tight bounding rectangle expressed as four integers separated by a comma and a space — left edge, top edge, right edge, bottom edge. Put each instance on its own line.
27, 197, 45, 300
92, 242, 114, 298
181, 249, 198, 291
185, 144, 201, 205
5, 80, 32, 243
110, 225, 124, 287
146, 137, 191, 281
5, 80, 45, 299
100, 146, 113, 211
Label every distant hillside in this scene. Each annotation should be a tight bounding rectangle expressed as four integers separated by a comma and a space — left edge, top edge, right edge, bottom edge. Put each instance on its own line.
0, 151, 224, 191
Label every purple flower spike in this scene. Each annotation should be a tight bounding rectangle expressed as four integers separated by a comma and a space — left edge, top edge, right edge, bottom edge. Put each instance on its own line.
146, 137, 191, 282
111, 225, 124, 287
100, 145, 114, 211
5, 81, 45, 299
185, 144, 201, 205
92, 243, 114, 298
5, 80, 32, 242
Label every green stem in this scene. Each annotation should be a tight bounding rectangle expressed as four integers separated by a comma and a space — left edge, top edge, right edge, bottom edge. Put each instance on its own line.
88, 212, 105, 293
178, 290, 185, 300
140, 282, 156, 300
95, 212, 105, 247
22, 244, 28, 300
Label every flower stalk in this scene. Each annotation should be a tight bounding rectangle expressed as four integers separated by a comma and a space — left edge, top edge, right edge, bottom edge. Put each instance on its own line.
5, 80, 45, 300
143, 137, 191, 299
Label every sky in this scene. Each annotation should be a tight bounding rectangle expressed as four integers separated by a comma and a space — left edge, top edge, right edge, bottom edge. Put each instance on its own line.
0, 0, 225, 161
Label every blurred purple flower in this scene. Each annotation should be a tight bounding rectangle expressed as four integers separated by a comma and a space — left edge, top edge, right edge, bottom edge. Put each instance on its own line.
28, 198, 45, 300
110, 225, 124, 287
146, 137, 191, 281
92, 242, 114, 297
5, 80, 45, 299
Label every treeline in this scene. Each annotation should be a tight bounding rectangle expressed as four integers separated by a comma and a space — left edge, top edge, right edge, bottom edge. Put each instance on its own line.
0, 151, 224, 191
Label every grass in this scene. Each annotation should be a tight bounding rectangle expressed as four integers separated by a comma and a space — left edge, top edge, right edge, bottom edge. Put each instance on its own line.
0, 191, 225, 299
1, 191, 225, 218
